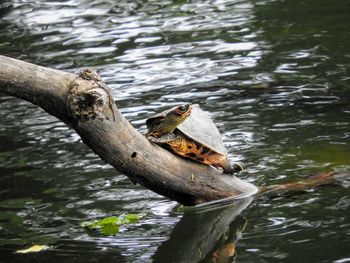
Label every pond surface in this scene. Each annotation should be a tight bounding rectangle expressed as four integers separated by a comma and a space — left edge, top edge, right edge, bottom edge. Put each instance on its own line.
1, 0, 350, 262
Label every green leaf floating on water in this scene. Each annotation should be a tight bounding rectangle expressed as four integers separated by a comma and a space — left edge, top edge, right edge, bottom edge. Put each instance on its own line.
118, 213, 144, 224
100, 223, 119, 236
80, 214, 145, 236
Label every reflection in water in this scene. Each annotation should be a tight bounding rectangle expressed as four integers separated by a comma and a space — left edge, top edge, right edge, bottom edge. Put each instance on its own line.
154, 197, 252, 263
0, 0, 350, 262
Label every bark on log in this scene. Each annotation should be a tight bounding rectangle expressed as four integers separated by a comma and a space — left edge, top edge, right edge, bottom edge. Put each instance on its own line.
0, 55, 258, 206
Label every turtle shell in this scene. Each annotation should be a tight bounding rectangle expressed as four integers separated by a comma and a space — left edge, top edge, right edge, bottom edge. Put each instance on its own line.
176, 104, 227, 156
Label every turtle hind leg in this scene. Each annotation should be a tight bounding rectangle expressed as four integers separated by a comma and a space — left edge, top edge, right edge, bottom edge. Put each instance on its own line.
222, 161, 245, 175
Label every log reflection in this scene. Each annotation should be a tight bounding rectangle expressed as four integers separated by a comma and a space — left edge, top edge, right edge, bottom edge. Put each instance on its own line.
153, 197, 253, 263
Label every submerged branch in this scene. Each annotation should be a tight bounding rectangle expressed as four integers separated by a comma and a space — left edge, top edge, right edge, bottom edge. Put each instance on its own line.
257, 172, 345, 197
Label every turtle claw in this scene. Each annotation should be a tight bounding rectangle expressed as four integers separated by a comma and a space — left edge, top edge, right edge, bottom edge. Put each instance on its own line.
147, 136, 158, 143
233, 162, 245, 173
225, 162, 245, 175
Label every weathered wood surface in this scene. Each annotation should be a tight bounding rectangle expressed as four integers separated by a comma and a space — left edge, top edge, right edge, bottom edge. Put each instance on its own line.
0, 55, 258, 206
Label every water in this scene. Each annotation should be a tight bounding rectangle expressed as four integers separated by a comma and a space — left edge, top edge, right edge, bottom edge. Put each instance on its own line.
0, 0, 349, 262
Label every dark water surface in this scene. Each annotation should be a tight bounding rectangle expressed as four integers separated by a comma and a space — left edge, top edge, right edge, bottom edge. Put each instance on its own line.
1, 0, 350, 262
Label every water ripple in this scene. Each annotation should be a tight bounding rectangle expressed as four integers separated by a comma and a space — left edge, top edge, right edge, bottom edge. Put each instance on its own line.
1, 0, 350, 262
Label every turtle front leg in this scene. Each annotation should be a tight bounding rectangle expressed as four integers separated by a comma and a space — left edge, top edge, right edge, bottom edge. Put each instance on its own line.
147, 133, 176, 145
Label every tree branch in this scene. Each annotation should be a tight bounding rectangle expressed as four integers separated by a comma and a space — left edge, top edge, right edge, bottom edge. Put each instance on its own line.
2, 55, 344, 205
0, 55, 258, 206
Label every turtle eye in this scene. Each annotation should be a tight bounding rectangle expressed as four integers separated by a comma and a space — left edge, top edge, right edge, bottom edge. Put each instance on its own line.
178, 105, 187, 112
175, 104, 190, 115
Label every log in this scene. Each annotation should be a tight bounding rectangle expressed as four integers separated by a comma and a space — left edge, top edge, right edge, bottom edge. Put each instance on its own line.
1, 55, 345, 205
0, 55, 258, 206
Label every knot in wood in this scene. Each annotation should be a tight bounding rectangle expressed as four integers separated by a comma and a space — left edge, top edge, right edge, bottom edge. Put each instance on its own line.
67, 68, 116, 121
80, 68, 102, 82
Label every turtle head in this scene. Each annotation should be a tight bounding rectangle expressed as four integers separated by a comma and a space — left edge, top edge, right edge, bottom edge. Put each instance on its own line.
146, 103, 192, 138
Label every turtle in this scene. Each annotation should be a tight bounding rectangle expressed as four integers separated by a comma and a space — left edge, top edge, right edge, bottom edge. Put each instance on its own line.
145, 103, 243, 174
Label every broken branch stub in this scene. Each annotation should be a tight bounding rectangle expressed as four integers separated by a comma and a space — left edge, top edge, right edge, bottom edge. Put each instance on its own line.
67, 69, 116, 122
